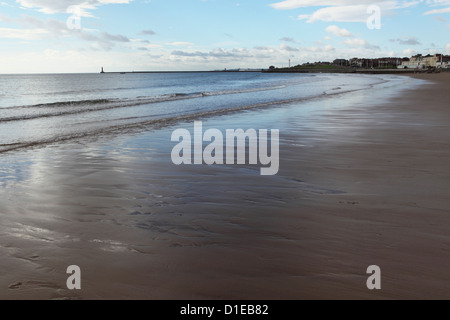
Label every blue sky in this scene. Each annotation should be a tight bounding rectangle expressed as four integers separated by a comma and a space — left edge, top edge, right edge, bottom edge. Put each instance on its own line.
0, 0, 449, 73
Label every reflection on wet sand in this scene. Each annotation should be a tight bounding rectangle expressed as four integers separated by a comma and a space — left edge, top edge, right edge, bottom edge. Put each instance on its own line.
2, 74, 450, 299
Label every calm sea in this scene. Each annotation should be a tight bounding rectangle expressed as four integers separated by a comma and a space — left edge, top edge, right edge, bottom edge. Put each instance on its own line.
0, 72, 388, 153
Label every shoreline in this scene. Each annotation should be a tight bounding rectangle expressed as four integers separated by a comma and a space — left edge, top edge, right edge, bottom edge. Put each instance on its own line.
265, 68, 450, 75
1, 73, 450, 299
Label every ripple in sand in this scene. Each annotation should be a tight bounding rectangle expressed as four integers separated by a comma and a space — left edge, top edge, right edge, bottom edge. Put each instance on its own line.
8, 282, 22, 289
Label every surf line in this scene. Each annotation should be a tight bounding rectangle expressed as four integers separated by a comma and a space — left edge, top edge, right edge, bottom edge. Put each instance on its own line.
171, 121, 279, 176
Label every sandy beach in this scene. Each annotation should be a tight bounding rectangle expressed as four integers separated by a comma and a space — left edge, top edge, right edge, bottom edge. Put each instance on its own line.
1, 72, 450, 300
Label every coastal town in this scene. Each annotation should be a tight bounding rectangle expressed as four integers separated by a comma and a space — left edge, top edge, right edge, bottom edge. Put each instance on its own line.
335, 53, 449, 69
265, 53, 450, 73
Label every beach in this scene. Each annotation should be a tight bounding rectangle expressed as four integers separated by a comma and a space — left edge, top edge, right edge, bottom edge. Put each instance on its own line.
1, 72, 450, 300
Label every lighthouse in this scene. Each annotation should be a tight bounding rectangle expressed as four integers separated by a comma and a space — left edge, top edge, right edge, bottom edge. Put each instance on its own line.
100, 67, 105, 74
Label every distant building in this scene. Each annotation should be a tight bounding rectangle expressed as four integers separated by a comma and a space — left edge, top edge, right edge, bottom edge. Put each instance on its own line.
376, 57, 403, 68
350, 58, 363, 67
423, 54, 438, 67
435, 54, 449, 69
333, 59, 349, 66
399, 54, 424, 69
351, 57, 403, 68
398, 54, 448, 69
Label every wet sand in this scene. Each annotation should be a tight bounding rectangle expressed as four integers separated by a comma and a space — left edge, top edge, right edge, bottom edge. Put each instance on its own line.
1, 73, 450, 299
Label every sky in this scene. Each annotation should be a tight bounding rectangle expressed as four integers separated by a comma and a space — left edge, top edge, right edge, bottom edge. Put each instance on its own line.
0, 0, 449, 73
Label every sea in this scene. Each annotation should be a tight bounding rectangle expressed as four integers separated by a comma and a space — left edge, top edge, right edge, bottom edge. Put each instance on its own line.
0, 71, 425, 299
0, 72, 395, 154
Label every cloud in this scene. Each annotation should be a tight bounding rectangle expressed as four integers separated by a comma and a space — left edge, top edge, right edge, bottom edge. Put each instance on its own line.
297, 14, 310, 20
169, 45, 339, 66
280, 43, 299, 51
389, 37, 421, 45
344, 37, 380, 49
18, 15, 44, 28
171, 48, 252, 59
424, 7, 450, 15
0, 13, 13, 23
77, 31, 130, 50
167, 42, 194, 47
15, 0, 134, 17
170, 46, 293, 63
434, 15, 448, 22
325, 25, 353, 37
101, 32, 129, 42
402, 48, 417, 56
271, 0, 377, 10
0, 16, 73, 39
0, 49, 152, 73
140, 29, 156, 35
280, 37, 296, 42
0, 27, 48, 40
0, 41, 393, 73
303, 4, 381, 23
0, 11, 132, 51
424, 0, 450, 15
270, 0, 421, 23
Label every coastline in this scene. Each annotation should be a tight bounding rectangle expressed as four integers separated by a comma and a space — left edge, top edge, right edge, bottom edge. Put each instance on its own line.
265, 68, 450, 75
1, 73, 450, 299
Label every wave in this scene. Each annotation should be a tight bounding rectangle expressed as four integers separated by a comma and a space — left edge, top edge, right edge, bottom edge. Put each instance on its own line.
0, 85, 367, 155
0, 85, 291, 123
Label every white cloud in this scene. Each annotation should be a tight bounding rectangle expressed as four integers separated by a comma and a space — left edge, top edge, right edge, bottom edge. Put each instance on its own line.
0, 14, 132, 51
0, 27, 48, 40
326, 25, 353, 37
270, 0, 419, 10
0, 13, 13, 23
0, 49, 142, 73
169, 44, 341, 68
297, 14, 310, 20
15, 0, 133, 17
424, 7, 450, 15
344, 38, 367, 46
271, 0, 421, 23
270, 0, 375, 10
167, 42, 194, 47
344, 37, 379, 49
307, 5, 372, 22
445, 44, 450, 54
423, 0, 450, 15
0, 41, 396, 73
402, 48, 417, 56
